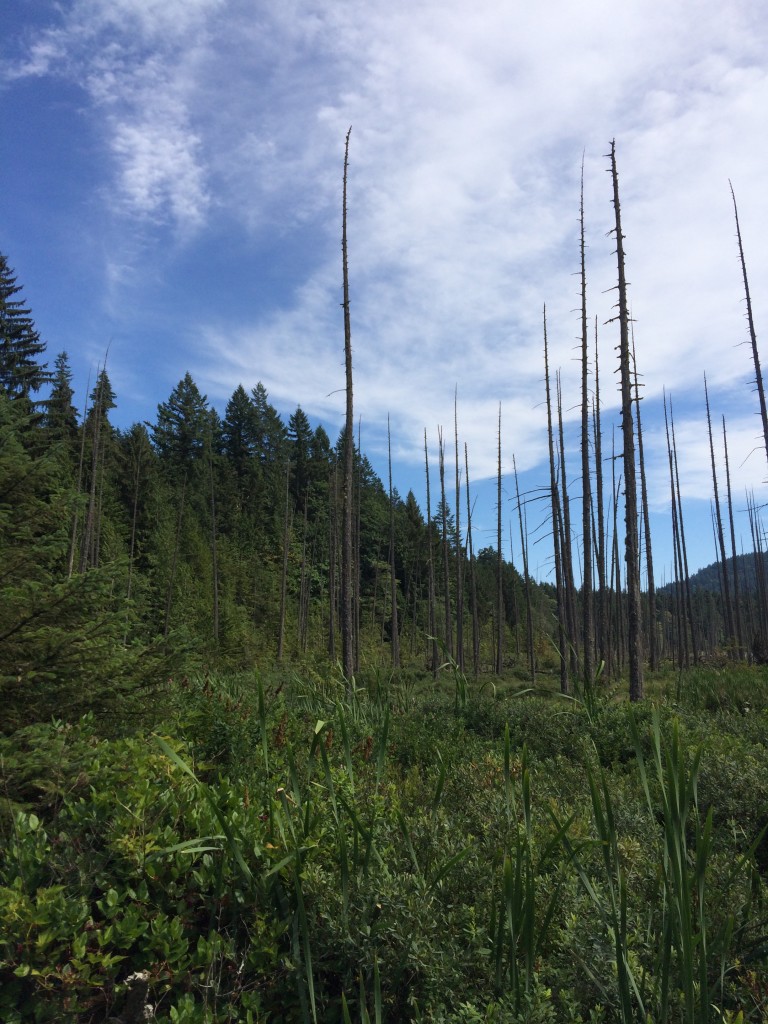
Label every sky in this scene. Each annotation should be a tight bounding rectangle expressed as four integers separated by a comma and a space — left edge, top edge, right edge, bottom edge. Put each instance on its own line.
3, 0, 768, 585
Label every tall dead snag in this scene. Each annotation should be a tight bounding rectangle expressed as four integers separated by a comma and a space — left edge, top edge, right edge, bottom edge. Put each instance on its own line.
731, 182, 768, 470
328, 464, 338, 659
722, 416, 744, 657
593, 319, 608, 672
277, 461, 291, 662
514, 454, 535, 683
557, 370, 579, 678
341, 127, 355, 683
424, 430, 438, 674
387, 415, 400, 668
438, 427, 453, 658
608, 140, 644, 700
631, 328, 657, 670
454, 389, 464, 671
464, 442, 480, 677
579, 166, 594, 685
670, 400, 698, 664
705, 375, 734, 651
496, 407, 504, 674
544, 308, 569, 693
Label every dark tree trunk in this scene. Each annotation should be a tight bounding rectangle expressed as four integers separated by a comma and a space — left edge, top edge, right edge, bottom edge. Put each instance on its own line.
438, 427, 453, 659
387, 415, 400, 668
722, 416, 744, 658
454, 390, 464, 671
579, 168, 594, 685
608, 140, 644, 700
496, 408, 504, 674
544, 309, 569, 693
514, 454, 535, 683
464, 442, 480, 677
341, 128, 355, 684
731, 183, 768, 470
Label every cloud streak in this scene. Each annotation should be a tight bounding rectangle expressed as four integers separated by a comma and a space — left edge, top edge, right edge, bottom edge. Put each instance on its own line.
5, 0, 768, 573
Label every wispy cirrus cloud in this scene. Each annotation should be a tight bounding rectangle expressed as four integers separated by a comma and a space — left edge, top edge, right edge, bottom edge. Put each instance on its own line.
5, 0, 768, 539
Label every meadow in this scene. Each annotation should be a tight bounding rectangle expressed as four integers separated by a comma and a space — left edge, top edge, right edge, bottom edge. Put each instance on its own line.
2, 665, 767, 1023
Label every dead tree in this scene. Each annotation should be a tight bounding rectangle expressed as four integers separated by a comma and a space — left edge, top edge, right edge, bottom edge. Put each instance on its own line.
608, 139, 644, 700
387, 415, 400, 668
722, 416, 744, 657
631, 328, 657, 671
579, 166, 595, 684
454, 389, 465, 671
731, 182, 768, 471
496, 407, 504, 674
705, 375, 734, 651
341, 127, 355, 683
424, 430, 438, 674
544, 308, 569, 692
464, 442, 481, 676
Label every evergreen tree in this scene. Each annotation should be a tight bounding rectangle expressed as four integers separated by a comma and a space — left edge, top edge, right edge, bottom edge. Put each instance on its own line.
0, 396, 168, 731
222, 384, 257, 479
251, 382, 287, 467
44, 351, 79, 444
288, 405, 313, 502
151, 373, 209, 470
0, 253, 49, 404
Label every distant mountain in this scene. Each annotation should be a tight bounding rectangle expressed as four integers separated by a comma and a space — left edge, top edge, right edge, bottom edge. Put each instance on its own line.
661, 551, 768, 594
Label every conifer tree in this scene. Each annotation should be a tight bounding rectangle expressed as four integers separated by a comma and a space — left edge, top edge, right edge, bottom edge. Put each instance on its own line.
0, 253, 49, 406
44, 351, 79, 446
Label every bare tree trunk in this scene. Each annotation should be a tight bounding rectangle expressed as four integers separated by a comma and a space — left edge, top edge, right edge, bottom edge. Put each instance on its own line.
557, 370, 579, 679
593, 320, 608, 673
454, 389, 464, 671
164, 473, 187, 640
464, 442, 480, 678
544, 308, 569, 693
328, 465, 337, 659
609, 139, 644, 700
298, 492, 309, 651
79, 383, 103, 573
277, 462, 291, 662
438, 427, 453, 659
670, 400, 698, 664
664, 393, 688, 669
723, 416, 744, 658
68, 372, 91, 578
496, 408, 504, 675
341, 127, 355, 684
387, 415, 400, 668
124, 436, 142, 644
424, 430, 438, 675
705, 375, 733, 652
631, 328, 657, 671
579, 168, 594, 685
209, 445, 220, 645
514, 454, 535, 683
730, 182, 768, 470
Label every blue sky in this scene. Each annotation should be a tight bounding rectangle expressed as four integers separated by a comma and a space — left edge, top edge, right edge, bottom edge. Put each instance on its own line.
3, 0, 768, 583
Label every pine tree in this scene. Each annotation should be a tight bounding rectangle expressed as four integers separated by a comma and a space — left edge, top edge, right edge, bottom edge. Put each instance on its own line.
151, 373, 208, 469
44, 351, 79, 445
0, 253, 49, 406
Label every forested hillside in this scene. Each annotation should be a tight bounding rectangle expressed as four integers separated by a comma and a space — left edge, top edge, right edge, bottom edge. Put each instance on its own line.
3, 248, 768, 1022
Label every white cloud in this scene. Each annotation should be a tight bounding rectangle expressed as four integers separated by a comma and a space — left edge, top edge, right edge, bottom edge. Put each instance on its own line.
6, 0, 768, 570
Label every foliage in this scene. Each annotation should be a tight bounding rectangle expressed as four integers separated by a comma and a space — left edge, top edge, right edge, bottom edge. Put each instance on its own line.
1, 671, 767, 1022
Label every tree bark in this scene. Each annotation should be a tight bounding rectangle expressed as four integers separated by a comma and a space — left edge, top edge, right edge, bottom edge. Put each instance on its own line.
341, 127, 355, 684
608, 140, 644, 700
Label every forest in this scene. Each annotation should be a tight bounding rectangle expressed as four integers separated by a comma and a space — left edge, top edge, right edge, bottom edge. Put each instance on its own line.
1, 143, 768, 1022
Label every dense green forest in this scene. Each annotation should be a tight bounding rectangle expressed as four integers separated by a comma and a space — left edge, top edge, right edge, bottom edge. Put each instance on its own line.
2, 241, 768, 1024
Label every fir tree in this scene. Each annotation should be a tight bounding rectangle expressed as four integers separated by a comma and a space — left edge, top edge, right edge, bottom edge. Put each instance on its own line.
44, 351, 79, 444
0, 253, 49, 404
